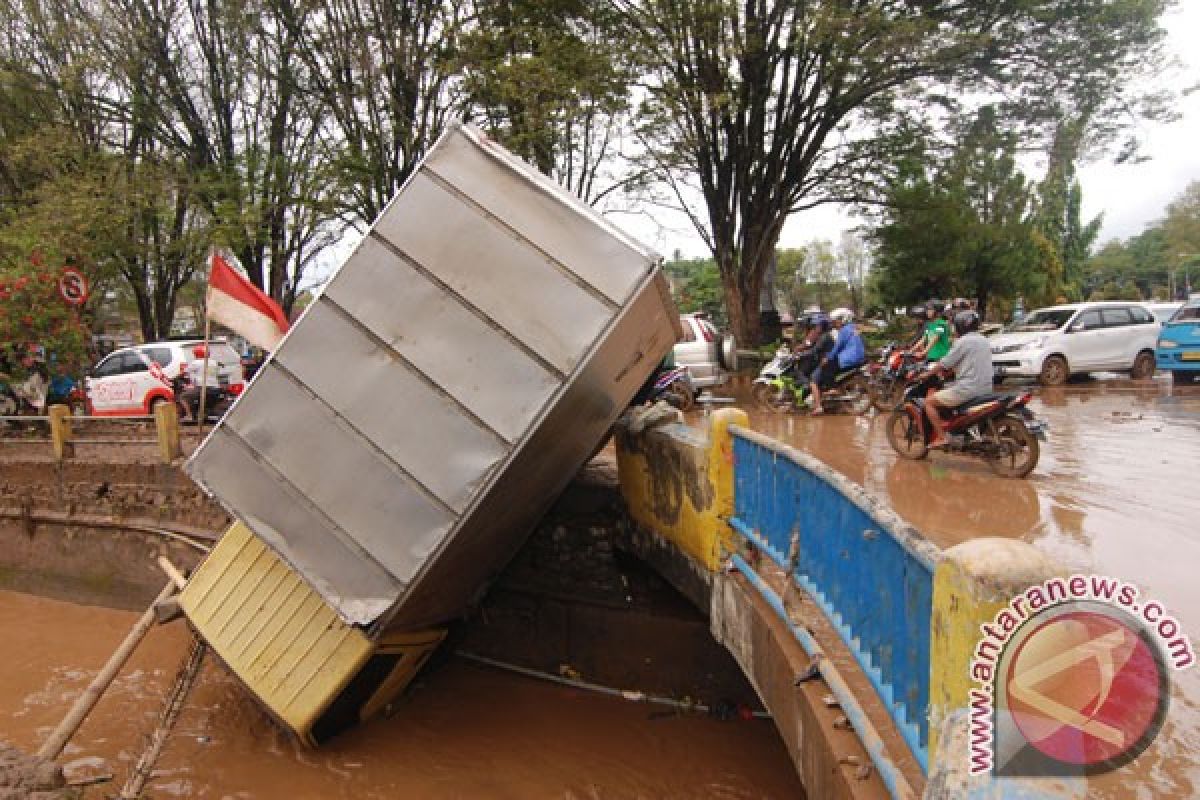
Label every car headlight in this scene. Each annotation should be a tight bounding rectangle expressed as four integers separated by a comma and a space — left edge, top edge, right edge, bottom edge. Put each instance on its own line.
1158, 339, 1178, 349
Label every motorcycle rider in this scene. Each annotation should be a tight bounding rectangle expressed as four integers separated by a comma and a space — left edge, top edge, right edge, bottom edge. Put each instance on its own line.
912, 301, 951, 362
926, 310, 992, 448
810, 308, 864, 415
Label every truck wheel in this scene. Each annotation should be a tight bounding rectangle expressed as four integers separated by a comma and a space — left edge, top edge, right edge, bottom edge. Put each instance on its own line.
1130, 351, 1156, 380
1039, 355, 1068, 386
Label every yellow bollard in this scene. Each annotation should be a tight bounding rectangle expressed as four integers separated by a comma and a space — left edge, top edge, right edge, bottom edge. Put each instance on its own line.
154, 400, 182, 463
927, 537, 1061, 762
48, 404, 74, 461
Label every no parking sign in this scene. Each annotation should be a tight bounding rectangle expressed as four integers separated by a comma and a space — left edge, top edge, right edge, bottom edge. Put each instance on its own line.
58, 268, 89, 306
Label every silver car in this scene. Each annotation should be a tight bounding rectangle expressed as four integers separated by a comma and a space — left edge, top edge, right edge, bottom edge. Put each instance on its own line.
673, 313, 737, 388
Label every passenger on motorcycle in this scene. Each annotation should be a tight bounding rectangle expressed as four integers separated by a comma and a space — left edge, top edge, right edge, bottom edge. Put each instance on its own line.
785, 318, 827, 384
926, 310, 992, 448
913, 302, 951, 361
810, 309, 864, 415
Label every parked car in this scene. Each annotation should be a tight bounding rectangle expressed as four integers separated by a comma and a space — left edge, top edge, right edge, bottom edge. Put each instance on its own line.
85, 338, 245, 415
1155, 300, 1200, 384
988, 301, 1160, 385
672, 313, 737, 388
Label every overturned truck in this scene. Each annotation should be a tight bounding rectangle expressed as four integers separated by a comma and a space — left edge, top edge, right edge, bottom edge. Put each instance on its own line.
177, 124, 680, 745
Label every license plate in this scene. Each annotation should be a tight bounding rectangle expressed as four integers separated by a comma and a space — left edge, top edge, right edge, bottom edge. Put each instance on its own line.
1182, 352, 1200, 362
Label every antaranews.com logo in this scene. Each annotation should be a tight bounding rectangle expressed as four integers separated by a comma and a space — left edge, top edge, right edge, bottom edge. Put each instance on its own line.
968, 574, 1194, 776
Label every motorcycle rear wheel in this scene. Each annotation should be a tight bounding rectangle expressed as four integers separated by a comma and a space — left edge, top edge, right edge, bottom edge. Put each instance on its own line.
988, 415, 1039, 479
886, 408, 928, 460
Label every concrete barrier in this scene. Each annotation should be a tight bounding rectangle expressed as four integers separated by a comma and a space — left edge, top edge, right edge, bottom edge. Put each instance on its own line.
927, 538, 1062, 762
614, 407, 746, 574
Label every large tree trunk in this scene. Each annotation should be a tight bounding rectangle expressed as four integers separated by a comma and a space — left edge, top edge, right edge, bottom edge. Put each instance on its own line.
717, 252, 766, 348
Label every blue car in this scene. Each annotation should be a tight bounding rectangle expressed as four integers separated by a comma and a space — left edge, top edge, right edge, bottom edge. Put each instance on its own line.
1156, 301, 1200, 383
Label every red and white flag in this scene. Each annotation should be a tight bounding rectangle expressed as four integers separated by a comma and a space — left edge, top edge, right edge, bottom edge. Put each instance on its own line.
206, 251, 290, 351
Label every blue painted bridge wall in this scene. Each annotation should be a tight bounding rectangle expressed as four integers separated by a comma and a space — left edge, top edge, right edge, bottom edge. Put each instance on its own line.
729, 426, 937, 769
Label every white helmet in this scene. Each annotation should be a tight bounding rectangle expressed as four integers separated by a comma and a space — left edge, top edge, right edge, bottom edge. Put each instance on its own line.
830, 307, 855, 324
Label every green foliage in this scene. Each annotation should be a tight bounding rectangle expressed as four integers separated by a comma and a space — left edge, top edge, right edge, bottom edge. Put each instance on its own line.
1083, 180, 1200, 300
871, 109, 1056, 317
664, 256, 725, 324
1032, 119, 1103, 299
460, 0, 637, 201
0, 260, 89, 380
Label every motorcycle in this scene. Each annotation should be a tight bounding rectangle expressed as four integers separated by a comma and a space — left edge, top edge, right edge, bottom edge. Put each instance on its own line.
172, 372, 236, 424
868, 343, 922, 412
754, 352, 872, 415
885, 371, 1047, 478
750, 345, 793, 407
651, 365, 696, 411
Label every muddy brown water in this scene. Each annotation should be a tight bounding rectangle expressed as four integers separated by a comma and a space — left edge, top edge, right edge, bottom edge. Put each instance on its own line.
696, 373, 1200, 796
0, 590, 802, 798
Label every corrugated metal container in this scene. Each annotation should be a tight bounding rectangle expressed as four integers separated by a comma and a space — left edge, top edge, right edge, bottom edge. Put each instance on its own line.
186, 123, 679, 632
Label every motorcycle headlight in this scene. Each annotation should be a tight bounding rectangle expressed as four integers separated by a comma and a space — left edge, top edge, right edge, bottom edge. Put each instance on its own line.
1158, 338, 1178, 349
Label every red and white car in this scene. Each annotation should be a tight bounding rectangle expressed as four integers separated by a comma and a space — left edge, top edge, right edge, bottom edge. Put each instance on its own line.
85, 339, 245, 416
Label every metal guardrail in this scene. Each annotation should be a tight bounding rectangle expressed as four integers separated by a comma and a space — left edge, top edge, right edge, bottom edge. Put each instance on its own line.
728, 425, 939, 772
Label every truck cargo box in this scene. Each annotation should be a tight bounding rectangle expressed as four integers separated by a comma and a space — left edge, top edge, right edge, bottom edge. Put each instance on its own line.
186, 123, 680, 632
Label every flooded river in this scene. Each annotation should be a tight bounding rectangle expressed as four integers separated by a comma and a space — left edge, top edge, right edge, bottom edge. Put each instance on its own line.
0, 590, 802, 798
699, 374, 1200, 796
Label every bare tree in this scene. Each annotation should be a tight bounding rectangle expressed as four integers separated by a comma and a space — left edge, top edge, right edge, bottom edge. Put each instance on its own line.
285, 0, 467, 226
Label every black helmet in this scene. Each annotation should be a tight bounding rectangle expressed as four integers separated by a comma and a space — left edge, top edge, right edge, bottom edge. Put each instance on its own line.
953, 309, 981, 335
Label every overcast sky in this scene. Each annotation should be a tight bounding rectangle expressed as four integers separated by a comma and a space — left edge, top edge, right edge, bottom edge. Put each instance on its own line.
625, 2, 1200, 259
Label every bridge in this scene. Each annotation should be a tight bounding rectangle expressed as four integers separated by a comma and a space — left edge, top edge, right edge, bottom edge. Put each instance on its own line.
615, 406, 1078, 799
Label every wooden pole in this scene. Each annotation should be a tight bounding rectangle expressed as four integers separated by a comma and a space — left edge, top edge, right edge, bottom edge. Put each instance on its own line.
118, 636, 207, 800
37, 580, 178, 761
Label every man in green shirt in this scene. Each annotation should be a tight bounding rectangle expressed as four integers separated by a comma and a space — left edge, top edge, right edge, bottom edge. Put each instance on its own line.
914, 302, 951, 361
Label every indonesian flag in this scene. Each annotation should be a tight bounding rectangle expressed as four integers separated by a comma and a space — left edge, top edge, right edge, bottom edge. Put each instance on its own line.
206, 251, 290, 351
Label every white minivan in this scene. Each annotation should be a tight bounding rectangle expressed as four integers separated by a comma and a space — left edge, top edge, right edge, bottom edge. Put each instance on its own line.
989, 301, 1160, 385
86, 339, 245, 415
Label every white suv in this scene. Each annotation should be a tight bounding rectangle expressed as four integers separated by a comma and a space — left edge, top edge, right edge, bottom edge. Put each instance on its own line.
672, 313, 737, 388
989, 302, 1160, 385
86, 339, 245, 415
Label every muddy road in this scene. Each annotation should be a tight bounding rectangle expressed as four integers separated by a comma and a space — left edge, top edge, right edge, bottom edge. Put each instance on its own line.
697, 373, 1200, 795
0, 589, 802, 799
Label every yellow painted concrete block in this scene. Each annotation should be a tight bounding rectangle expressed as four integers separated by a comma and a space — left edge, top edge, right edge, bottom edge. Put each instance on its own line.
615, 408, 749, 572
928, 537, 1061, 761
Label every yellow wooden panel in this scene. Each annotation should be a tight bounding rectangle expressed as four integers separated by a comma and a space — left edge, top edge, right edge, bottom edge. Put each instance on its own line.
180, 521, 374, 739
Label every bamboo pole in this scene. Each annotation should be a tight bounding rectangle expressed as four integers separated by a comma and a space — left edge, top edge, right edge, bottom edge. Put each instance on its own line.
118, 636, 207, 799
36, 580, 178, 761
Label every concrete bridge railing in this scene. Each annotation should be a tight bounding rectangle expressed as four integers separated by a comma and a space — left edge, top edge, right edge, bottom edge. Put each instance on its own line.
615, 406, 1063, 799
